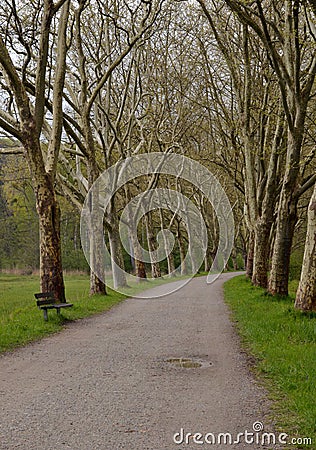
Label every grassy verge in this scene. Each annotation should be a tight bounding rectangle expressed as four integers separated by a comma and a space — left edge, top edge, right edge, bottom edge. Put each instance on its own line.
0, 271, 202, 354
224, 275, 315, 448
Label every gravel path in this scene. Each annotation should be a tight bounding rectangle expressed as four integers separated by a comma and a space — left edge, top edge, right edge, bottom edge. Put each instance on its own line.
0, 273, 280, 450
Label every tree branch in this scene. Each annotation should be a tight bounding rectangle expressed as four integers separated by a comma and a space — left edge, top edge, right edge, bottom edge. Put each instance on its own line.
46, 0, 70, 177
0, 36, 32, 132
0, 113, 22, 140
34, 0, 54, 136
0, 146, 24, 155
297, 173, 316, 197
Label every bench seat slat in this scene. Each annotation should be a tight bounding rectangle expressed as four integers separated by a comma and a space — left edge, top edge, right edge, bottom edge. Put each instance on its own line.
34, 292, 54, 300
38, 303, 73, 309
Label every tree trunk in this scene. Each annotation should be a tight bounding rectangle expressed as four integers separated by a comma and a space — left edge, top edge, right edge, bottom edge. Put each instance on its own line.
295, 183, 316, 311
268, 195, 298, 296
252, 110, 283, 288
145, 213, 161, 278
204, 254, 210, 272
166, 251, 176, 276
128, 223, 147, 281
252, 220, 271, 288
24, 132, 66, 301
246, 231, 255, 278
90, 271, 106, 296
178, 233, 188, 275
231, 247, 238, 271
134, 247, 147, 281
108, 225, 128, 289
159, 210, 176, 277
88, 216, 107, 295
87, 182, 107, 295
87, 164, 107, 296
36, 175, 65, 302
268, 130, 301, 296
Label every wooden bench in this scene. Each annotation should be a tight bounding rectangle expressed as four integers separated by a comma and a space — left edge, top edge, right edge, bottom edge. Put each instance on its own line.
35, 292, 73, 321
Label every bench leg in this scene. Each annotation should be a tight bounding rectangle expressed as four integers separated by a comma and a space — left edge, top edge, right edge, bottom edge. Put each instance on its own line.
43, 309, 48, 321
56, 308, 60, 316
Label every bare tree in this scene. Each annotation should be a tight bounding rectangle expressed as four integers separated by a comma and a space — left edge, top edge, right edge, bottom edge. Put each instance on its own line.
195, 0, 288, 287
56, 0, 164, 289
0, 0, 70, 300
218, 0, 316, 295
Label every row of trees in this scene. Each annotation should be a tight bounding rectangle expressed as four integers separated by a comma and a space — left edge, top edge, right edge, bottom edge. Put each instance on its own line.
196, 0, 316, 310
0, 0, 315, 310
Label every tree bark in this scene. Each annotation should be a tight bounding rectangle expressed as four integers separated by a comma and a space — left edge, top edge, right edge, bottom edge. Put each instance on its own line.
166, 251, 176, 276
178, 232, 188, 275
204, 254, 211, 272
252, 220, 271, 288
159, 209, 176, 276
252, 107, 284, 287
230, 247, 238, 271
145, 212, 161, 278
36, 173, 65, 302
246, 231, 255, 278
268, 197, 298, 296
268, 125, 302, 296
88, 220, 107, 296
295, 183, 316, 311
108, 220, 128, 289
128, 222, 147, 281
87, 164, 107, 296
23, 130, 66, 301
89, 269, 106, 296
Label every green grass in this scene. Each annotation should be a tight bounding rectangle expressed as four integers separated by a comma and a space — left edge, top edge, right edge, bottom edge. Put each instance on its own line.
224, 276, 316, 448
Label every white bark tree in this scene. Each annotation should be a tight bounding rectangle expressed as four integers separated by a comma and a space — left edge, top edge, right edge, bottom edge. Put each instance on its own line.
295, 182, 316, 311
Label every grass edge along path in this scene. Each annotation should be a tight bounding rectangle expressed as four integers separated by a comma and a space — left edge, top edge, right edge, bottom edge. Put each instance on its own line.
224, 275, 315, 449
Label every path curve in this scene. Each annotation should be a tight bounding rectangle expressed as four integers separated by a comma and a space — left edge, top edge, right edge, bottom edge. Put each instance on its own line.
0, 273, 278, 449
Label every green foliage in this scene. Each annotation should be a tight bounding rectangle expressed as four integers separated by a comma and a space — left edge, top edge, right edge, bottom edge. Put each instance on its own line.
0, 157, 39, 270
0, 156, 89, 272
59, 200, 89, 272
224, 276, 316, 448
289, 250, 304, 282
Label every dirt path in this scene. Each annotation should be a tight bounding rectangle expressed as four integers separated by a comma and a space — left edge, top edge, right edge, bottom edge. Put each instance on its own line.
0, 273, 279, 450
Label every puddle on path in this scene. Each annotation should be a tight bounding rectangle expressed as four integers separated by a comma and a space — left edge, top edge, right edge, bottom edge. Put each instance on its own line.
167, 357, 212, 368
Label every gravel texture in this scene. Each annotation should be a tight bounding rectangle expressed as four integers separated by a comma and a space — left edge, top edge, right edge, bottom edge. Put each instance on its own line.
0, 273, 282, 450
